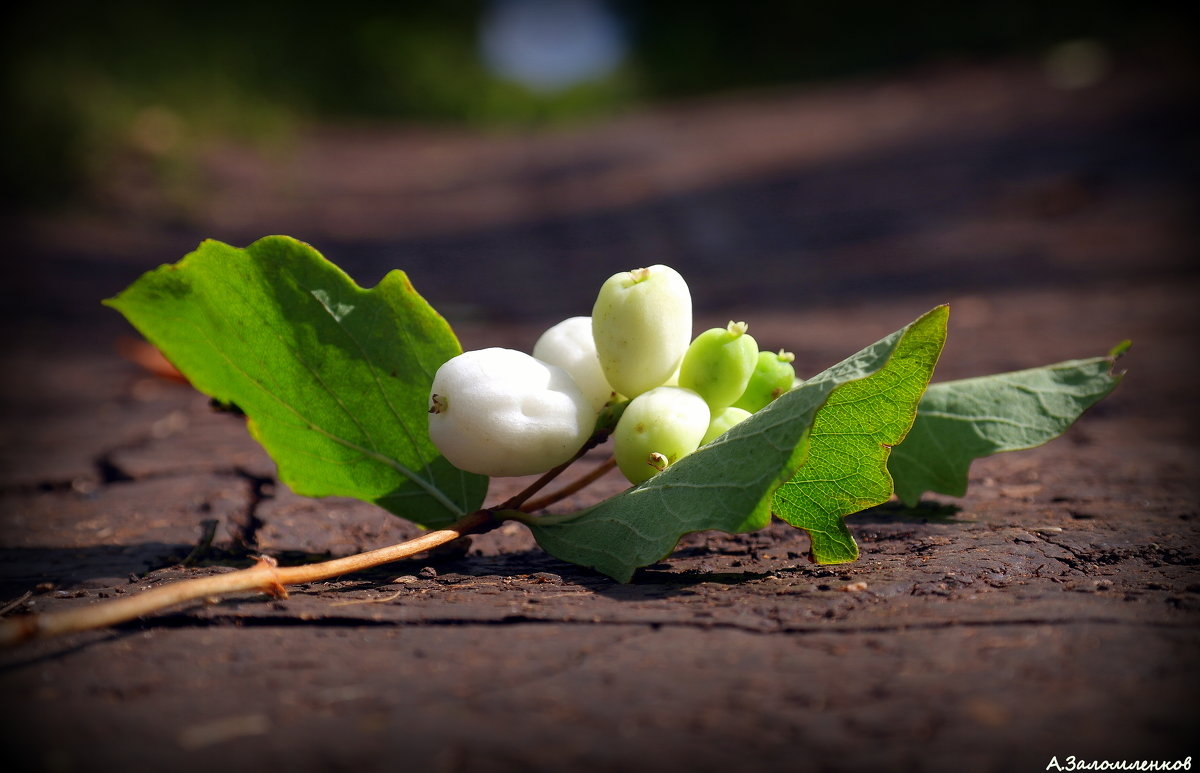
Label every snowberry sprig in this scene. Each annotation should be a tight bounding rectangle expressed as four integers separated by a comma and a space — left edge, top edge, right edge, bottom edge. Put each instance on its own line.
428, 264, 795, 487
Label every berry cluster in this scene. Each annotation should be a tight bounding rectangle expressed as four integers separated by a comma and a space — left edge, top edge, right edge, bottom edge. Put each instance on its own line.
429, 265, 795, 483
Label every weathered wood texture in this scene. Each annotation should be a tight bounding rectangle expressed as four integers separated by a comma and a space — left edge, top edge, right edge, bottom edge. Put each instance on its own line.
2, 59, 1197, 772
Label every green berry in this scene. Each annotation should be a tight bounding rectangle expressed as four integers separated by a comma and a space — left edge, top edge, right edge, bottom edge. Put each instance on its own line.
700, 406, 752, 445
592, 265, 692, 398
678, 321, 758, 411
732, 349, 796, 413
613, 386, 710, 484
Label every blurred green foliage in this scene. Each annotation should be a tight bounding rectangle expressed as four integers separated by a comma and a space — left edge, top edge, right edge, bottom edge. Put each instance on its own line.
625, 1, 1177, 95
2, 1, 636, 205
1, 0, 1182, 206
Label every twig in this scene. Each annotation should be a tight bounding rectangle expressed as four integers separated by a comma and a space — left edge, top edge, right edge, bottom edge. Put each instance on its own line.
0, 591, 33, 618
0, 509, 494, 647
497, 431, 609, 511
329, 589, 407, 607
1, 430, 622, 647
181, 519, 219, 566
521, 456, 618, 512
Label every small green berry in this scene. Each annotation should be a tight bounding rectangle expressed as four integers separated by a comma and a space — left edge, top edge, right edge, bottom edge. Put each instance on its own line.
733, 349, 796, 413
700, 406, 753, 445
678, 321, 758, 411
613, 386, 710, 484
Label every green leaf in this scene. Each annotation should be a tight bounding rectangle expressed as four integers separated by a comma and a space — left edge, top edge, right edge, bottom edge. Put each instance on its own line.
528, 306, 948, 581
771, 305, 948, 564
887, 349, 1125, 507
104, 236, 487, 528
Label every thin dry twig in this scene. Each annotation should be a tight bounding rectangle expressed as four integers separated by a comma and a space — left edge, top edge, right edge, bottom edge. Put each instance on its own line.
1, 427, 625, 647
181, 518, 220, 566
0, 509, 493, 646
522, 456, 618, 512
497, 431, 609, 511
0, 591, 33, 618
329, 589, 407, 607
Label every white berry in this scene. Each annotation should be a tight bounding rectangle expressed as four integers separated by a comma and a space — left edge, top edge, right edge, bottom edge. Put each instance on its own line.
428, 348, 592, 477
533, 316, 618, 414
592, 264, 692, 398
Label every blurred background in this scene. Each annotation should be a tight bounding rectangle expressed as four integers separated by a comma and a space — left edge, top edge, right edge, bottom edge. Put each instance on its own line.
1, 0, 1195, 335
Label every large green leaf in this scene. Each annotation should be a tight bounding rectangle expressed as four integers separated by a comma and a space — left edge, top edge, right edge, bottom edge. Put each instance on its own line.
528, 306, 948, 582
887, 345, 1125, 506
104, 236, 487, 528
771, 306, 949, 564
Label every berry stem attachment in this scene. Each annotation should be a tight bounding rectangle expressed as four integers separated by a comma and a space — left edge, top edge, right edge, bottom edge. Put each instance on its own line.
520, 456, 618, 512
497, 429, 611, 511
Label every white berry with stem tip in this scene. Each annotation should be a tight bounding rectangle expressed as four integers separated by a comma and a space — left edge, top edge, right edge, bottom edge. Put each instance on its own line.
428, 348, 592, 477
592, 264, 692, 399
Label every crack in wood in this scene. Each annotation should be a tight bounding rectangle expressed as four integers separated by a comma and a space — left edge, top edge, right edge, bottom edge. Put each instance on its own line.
112, 609, 1192, 637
